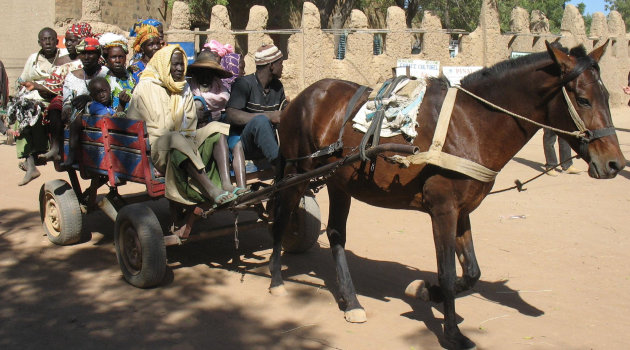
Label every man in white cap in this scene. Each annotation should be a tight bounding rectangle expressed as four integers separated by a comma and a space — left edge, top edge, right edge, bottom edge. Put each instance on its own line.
225, 43, 287, 169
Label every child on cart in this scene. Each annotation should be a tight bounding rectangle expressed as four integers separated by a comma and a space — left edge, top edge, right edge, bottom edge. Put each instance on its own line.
87, 77, 125, 118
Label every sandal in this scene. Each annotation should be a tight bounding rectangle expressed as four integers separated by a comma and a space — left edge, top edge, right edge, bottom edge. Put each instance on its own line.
231, 187, 249, 196
212, 191, 237, 207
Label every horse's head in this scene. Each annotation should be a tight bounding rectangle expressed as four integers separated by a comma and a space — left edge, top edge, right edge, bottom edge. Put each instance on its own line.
545, 41, 625, 179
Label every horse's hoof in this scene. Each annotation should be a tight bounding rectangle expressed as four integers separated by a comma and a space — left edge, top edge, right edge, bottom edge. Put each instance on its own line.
405, 280, 430, 301
344, 308, 367, 323
442, 333, 476, 350
269, 285, 288, 296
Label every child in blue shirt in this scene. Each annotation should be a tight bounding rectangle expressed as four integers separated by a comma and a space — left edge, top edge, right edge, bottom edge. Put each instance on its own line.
88, 77, 124, 117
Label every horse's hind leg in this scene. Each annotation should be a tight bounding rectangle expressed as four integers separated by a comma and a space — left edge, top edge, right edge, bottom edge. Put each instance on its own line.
327, 183, 366, 323
268, 183, 307, 296
455, 214, 480, 294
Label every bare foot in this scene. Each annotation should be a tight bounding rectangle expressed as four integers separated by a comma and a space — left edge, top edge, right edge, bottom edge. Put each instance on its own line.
38, 149, 61, 162
18, 168, 40, 186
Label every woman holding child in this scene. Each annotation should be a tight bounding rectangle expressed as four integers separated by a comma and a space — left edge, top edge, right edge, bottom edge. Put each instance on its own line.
127, 45, 237, 206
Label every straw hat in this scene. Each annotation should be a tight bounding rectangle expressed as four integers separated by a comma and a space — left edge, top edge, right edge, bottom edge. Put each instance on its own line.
188, 51, 233, 79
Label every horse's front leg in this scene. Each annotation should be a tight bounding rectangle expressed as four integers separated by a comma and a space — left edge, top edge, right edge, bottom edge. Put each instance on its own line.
455, 214, 481, 294
431, 210, 476, 350
327, 183, 366, 323
406, 214, 481, 299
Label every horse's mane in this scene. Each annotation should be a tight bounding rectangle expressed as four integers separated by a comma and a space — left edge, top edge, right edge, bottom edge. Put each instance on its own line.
460, 44, 593, 87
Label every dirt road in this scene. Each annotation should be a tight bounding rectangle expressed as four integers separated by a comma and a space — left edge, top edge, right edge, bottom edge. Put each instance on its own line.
1, 108, 629, 350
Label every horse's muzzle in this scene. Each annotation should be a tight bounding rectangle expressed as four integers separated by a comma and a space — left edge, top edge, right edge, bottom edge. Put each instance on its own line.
588, 155, 625, 179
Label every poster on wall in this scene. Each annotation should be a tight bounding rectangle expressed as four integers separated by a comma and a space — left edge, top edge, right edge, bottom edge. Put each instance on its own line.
396, 59, 440, 79
442, 66, 483, 86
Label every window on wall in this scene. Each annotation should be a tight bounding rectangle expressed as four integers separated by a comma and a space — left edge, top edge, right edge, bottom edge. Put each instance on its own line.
336, 32, 348, 60
449, 34, 461, 58
373, 34, 385, 55
411, 34, 422, 54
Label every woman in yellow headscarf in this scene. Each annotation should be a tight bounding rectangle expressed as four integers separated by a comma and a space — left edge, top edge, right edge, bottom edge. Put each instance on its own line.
127, 45, 234, 206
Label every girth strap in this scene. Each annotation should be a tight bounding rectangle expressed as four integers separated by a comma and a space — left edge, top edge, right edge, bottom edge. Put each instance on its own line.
286, 85, 369, 162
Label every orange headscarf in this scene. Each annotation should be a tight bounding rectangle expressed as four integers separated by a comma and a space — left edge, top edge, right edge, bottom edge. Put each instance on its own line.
133, 25, 160, 53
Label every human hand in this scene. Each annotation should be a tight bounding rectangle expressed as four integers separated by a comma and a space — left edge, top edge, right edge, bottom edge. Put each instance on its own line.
20, 82, 36, 91
268, 111, 282, 124
622, 86, 630, 95
71, 94, 92, 110
118, 90, 131, 105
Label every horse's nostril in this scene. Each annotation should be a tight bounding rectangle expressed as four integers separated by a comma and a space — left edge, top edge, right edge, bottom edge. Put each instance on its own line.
609, 160, 622, 173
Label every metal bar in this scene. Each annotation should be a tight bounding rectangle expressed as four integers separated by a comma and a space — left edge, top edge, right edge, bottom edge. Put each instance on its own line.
165, 28, 474, 36
67, 169, 83, 204
163, 220, 266, 246
166, 29, 302, 35
232, 143, 418, 207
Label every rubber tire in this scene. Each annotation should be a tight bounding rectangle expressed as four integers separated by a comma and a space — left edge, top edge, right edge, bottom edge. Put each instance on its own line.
39, 180, 83, 245
282, 195, 322, 253
114, 203, 166, 288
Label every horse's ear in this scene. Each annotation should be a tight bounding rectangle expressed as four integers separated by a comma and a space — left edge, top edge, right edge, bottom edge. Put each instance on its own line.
589, 39, 609, 63
545, 41, 574, 73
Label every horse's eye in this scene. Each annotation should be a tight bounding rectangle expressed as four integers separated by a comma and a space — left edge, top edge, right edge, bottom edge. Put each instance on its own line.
576, 97, 591, 107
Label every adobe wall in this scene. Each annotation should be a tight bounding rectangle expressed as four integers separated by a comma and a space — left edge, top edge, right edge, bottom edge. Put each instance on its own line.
2, 0, 628, 108
201, 1, 628, 107
55, 0, 165, 31
0, 0, 55, 94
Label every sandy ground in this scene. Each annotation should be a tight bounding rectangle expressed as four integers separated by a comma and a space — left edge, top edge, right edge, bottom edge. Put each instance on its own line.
1, 108, 629, 350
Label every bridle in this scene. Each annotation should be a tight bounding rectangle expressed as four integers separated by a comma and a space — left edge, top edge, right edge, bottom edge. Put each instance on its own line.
455, 55, 616, 159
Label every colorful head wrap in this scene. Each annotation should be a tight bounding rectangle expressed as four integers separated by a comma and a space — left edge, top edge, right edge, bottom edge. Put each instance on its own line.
203, 40, 234, 58
129, 19, 162, 37
220, 53, 241, 91
99, 33, 129, 53
133, 25, 161, 54
76, 37, 101, 53
66, 22, 93, 39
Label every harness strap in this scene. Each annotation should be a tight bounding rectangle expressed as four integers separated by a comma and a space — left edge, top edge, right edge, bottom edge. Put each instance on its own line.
286, 85, 368, 162
389, 88, 499, 182
579, 126, 616, 156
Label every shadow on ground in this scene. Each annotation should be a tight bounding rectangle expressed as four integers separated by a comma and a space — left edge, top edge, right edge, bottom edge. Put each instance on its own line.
0, 203, 543, 349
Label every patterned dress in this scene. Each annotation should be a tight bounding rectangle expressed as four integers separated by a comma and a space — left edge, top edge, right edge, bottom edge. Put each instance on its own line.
106, 71, 135, 111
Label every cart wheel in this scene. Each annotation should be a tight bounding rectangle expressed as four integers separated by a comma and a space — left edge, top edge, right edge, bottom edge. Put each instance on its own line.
39, 180, 83, 245
282, 195, 322, 253
114, 204, 166, 288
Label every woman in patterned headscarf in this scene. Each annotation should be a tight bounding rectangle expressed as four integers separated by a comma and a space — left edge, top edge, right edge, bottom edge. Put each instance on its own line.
127, 45, 236, 206
129, 25, 163, 84
63, 22, 94, 61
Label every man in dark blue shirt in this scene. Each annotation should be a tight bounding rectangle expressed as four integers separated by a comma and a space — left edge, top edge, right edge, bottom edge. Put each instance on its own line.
225, 44, 287, 167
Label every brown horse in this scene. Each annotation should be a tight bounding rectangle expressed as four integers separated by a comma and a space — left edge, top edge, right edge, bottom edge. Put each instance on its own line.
270, 42, 624, 349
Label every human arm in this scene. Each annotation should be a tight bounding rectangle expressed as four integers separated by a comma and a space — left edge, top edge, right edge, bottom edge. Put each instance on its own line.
225, 107, 281, 125
20, 81, 56, 99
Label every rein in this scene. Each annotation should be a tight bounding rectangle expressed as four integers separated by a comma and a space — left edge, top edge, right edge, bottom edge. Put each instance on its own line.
488, 155, 579, 195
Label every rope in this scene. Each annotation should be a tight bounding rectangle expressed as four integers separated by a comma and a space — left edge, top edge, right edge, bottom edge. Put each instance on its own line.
489, 155, 579, 195
454, 86, 585, 139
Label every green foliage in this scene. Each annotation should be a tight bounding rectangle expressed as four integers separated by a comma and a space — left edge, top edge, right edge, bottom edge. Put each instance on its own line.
186, 0, 230, 27
606, 0, 630, 30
